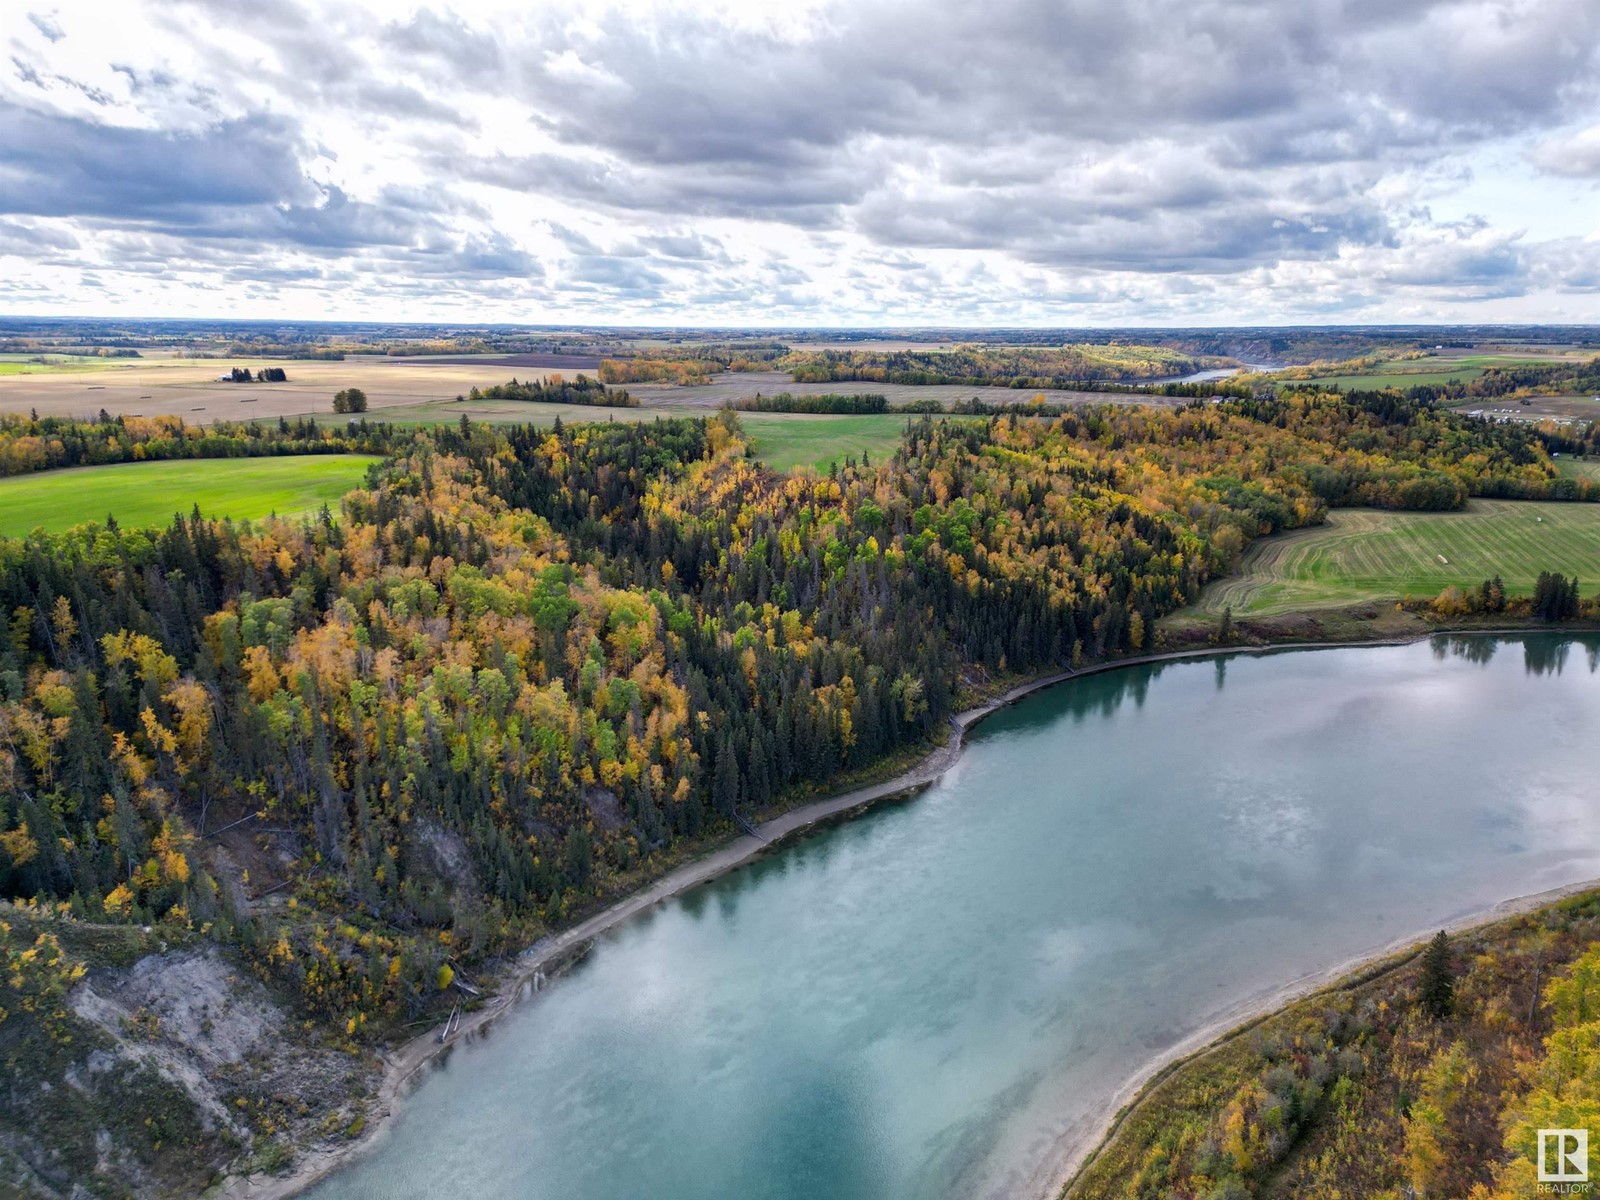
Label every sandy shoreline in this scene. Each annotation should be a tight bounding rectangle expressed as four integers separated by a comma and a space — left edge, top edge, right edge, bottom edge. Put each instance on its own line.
216, 628, 1576, 1200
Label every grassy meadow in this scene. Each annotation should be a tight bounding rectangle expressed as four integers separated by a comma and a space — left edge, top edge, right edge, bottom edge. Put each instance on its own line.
1192, 500, 1600, 616
0, 454, 378, 537
738, 412, 911, 473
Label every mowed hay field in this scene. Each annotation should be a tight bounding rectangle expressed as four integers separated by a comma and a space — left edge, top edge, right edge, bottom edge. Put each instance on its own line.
0, 455, 378, 537
739, 413, 911, 473
1294, 367, 1485, 390
1557, 457, 1600, 481
1192, 500, 1600, 616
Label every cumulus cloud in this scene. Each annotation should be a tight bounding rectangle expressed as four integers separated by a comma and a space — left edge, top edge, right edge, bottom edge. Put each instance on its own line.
1531, 125, 1600, 177
0, 102, 312, 218
2, 0, 1599, 321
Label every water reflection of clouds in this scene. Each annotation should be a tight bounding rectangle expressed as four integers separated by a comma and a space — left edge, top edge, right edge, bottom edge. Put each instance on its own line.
1471, 802, 1525, 855
1166, 762, 1324, 905
1193, 863, 1276, 905
1510, 771, 1600, 852
1031, 920, 1152, 990
1224, 786, 1319, 855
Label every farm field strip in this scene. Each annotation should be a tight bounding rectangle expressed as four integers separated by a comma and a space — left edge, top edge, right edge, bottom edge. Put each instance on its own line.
0, 358, 133, 375
1191, 500, 1600, 615
0, 454, 380, 537
1290, 368, 1485, 390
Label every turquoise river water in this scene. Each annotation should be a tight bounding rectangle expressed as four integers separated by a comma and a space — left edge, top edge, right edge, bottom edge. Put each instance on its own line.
308, 635, 1600, 1200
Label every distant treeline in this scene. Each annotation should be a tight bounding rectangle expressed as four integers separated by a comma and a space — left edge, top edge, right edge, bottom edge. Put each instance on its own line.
966, 378, 1255, 403
1289, 367, 1600, 464
778, 344, 1222, 387
1283, 357, 1600, 405
600, 357, 719, 385
731, 393, 890, 414
0, 413, 401, 477
874, 380, 1255, 418
468, 375, 637, 407
227, 367, 288, 383
1134, 379, 1255, 399
1215, 391, 1599, 507
600, 345, 787, 385
729, 381, 1253, 419
223, 344, 345, 360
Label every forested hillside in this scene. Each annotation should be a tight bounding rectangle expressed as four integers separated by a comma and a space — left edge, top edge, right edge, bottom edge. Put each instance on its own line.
0, 395, 1588, 1190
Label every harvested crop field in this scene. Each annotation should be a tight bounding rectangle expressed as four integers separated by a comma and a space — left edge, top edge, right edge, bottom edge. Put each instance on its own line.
623, 371, 1182, 410
417, 353, 603, 370
1190, 500, 1600, 616
0, 354, 572, 423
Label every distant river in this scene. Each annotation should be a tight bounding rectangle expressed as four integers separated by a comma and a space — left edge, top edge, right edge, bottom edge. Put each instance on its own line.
1160, 362, 1282, 384
308, 636, 1600, 1200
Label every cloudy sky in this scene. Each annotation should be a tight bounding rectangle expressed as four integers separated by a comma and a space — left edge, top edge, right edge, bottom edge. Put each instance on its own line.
4, 0, 1600, 326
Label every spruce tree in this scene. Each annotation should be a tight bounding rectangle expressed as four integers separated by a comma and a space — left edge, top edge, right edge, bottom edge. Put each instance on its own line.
1418, 930, 1454, 1018
713, 735, 739, 818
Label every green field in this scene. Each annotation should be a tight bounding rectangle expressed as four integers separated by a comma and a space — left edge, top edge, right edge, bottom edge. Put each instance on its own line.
1292, 367, 1485, 390
1557, 457, 1600, 481
1192, 500, 1600, 616
1290, 353, 1581, 392
0, 455, 379, 537
735, 413, 912, 473
0, 356, 130, 376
